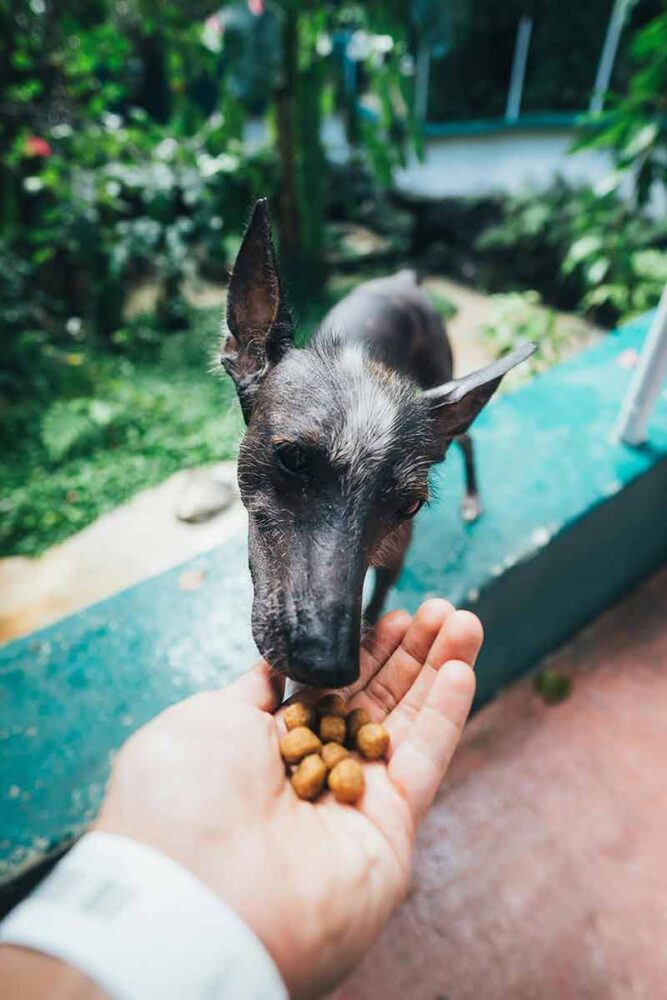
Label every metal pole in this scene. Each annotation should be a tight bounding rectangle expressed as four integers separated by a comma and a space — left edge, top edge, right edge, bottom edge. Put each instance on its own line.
614, 285, 667, 445
505, 16, 532, 122
589, 0, 631, 114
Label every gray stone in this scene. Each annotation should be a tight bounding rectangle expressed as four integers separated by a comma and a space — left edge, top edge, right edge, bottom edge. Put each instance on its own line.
175, 466, 237, 524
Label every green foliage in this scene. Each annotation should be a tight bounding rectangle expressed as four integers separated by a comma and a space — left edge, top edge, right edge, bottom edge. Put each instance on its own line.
41, 398, 128, 463
480, 290, 586, 388
563, 183, 667, 320
562, 9, 667, 320
1, 0, 281, 398
475, 179, 667, 325
475, 180, 581, 307
0, 307, 245, 557
572, 10, 667, 208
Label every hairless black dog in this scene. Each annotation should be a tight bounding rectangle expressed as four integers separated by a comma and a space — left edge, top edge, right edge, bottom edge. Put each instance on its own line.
221, 200, 534, 688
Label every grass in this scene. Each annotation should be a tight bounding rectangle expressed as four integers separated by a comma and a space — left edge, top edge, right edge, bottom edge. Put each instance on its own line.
0, 274, 371, 558
1, 309, 241, 557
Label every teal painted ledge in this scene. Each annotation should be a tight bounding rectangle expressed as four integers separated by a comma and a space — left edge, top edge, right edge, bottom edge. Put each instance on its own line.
1, 312, 666, 897
356, 103, 582, 137
387, 311, 667, 702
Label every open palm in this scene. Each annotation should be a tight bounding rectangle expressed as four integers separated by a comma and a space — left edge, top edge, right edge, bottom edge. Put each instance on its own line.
98, 600, 482, 999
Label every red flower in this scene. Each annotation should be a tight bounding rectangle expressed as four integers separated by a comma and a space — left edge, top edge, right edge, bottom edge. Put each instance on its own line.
25, 136, 52, 158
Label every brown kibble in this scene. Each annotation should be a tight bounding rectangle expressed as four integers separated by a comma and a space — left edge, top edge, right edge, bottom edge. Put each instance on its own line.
321, 742, 349, 771
316, 694, 347, 718
291, 754, 327, 801
356, 722, 390, 760
319, 714, 346, 744
284, 702, 317, 732
328, 758, 365, 804
346, 707, 371, 744
279, 726, 322, 764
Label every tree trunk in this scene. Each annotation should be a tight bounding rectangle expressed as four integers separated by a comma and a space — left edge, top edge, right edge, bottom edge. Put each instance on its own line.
274, 4, 326, 302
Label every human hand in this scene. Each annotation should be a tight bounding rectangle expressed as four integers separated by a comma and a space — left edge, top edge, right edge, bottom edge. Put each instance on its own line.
96, 600, 482, 999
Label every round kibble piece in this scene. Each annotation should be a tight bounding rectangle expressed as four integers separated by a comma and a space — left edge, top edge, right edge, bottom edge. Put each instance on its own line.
319, 714, 346, 745
316, 694, 347, 718
356, 722, 390, 760
346, 707, 371, 744
321, 742, 349, 771
279, 726, 322, 765
328, 758, 365, 804
291, 754, 327, 801
284, 702, 317, 732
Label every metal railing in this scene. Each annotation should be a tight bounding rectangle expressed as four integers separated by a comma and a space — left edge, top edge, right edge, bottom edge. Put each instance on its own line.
615, 286, 667, 446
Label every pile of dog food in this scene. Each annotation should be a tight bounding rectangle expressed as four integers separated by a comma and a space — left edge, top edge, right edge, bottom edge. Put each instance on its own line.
279, 694, 390, 804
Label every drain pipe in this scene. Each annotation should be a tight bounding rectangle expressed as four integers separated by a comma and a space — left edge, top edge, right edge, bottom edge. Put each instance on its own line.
615, 285, 667, 445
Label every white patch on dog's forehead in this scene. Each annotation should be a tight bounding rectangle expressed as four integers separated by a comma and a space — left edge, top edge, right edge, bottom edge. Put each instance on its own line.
332, 345, 398, 465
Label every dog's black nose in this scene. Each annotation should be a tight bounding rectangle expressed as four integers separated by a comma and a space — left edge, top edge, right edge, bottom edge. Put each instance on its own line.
285, 608, 361, 689
286, 645, 360, 689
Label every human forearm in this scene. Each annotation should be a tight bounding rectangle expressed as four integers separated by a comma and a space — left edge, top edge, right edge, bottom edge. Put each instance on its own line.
0, 945, 107, 1000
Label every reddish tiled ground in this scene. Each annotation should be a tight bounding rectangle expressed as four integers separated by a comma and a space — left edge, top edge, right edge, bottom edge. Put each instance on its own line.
335, 567, 667, 1000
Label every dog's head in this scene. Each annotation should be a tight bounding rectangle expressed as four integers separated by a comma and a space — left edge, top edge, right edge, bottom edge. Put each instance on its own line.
221, 200, 533, 687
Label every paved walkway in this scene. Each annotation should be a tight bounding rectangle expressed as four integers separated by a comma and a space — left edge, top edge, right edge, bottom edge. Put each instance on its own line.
0, 465, 245, 644
334, 566, 667, 1000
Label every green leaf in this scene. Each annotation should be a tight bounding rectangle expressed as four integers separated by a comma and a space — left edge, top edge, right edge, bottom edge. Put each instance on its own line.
567, 235, 603, 264
621, 123, 658, 161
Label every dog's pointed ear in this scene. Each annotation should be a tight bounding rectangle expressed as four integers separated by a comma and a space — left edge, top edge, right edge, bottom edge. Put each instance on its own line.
424, 342, 536, 443
221, 199, 293, 423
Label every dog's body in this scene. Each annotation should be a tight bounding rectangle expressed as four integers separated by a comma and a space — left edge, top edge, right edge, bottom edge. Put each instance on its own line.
319, 269, 453, 390
221, 200, 534, 687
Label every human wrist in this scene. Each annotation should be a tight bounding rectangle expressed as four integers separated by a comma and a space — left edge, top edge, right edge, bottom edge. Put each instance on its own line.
0, 831, 287, 1000
0, 946, 107, 1000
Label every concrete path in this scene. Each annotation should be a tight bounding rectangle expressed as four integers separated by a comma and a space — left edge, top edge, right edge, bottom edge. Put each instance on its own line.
333, 566, 667, 1000
0, 465, 246, 644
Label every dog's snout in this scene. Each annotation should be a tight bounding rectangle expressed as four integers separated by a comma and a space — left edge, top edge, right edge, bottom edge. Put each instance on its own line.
284, 602, 361, 688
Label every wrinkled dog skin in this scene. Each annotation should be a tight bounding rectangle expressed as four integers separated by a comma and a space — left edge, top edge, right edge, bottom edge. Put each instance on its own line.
221, 199, 534, 687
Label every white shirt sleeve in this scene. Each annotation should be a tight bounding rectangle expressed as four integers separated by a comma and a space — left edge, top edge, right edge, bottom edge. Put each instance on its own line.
0, 831, 287, 1000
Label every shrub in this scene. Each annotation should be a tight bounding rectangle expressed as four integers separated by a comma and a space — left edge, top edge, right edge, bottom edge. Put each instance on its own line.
480, 290, 589, 390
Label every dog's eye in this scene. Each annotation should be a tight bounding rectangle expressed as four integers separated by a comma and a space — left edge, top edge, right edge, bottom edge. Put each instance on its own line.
275, 443, 310, 478
398, 498, 424, 520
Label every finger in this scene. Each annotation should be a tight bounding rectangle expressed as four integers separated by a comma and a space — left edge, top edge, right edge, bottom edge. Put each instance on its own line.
227, 660, 286, 713
347, 599, 455, 721
386, 610, 483, 745
388, 660, 476, 826
345, 609, 413, 696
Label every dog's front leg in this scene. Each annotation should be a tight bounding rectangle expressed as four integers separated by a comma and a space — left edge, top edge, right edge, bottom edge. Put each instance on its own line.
365, 521, 413, 625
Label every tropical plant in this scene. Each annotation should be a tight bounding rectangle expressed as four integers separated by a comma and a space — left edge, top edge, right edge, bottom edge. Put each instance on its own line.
210, 1, 420, 296
562, 176, 667, 320
572, 10, 667, 209
480, 290, 585, 387
564, 9, 667, 321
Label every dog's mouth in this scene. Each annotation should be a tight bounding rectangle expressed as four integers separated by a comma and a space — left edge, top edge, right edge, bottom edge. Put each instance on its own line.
256, 631, 362, 689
